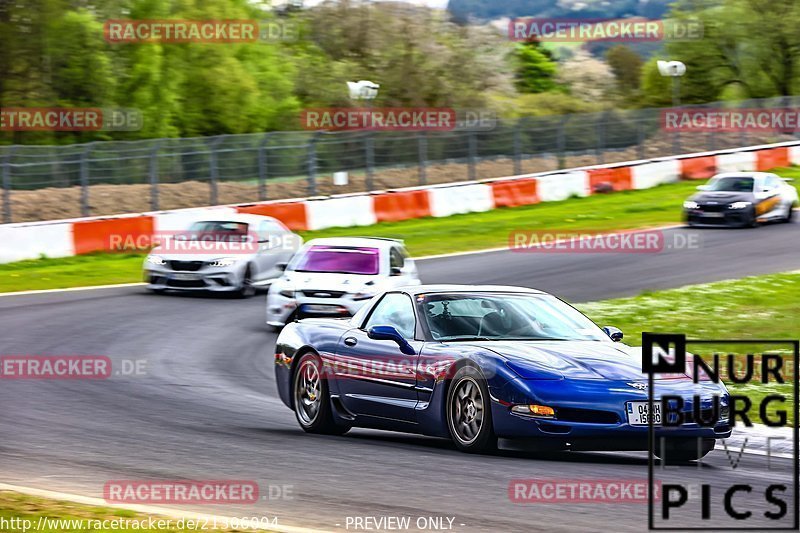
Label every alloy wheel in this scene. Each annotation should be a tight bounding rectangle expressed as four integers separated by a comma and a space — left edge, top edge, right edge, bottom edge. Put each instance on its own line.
450, 377, 484, 445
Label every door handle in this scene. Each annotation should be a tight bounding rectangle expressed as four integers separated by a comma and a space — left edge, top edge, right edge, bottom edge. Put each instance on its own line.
344, 337, 357, 347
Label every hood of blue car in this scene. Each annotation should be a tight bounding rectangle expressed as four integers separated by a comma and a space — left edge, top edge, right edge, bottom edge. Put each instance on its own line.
475, 340, 652, 380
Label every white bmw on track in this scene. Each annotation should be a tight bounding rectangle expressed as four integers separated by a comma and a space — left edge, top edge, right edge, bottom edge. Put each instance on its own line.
266, 237, 421, 330
144, 214, 301, 297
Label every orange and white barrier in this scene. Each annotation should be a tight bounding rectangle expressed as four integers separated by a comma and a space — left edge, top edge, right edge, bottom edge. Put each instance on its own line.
535, 171, 589, 201
631, 160, 681, 189
428, 183, 494, 217
2, 140, 799, 264
305, 195, 377, 230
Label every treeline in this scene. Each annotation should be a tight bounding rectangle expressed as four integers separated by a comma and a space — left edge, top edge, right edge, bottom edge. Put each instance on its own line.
1, 0, 799, 146
0, 0, 513, 144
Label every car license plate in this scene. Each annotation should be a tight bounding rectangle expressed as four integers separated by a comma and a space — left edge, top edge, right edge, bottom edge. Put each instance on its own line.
627, 401, 662, 426
170, 273, 199, 281
701, 212, 725, 218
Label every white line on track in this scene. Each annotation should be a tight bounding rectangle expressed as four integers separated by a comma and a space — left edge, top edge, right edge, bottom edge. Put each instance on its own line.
0, 483, 329, 533
0, 282, 146, 298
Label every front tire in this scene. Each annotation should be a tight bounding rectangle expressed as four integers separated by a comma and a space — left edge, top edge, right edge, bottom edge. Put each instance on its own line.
446, 366, 497, 453
236, 266, 256, 298
744, 207, 758, 228
292, 352, 350, 435
784, 203, 795, 223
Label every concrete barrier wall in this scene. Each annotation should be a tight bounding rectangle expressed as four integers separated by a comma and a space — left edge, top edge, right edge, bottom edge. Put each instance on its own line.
2, 140, 799, 264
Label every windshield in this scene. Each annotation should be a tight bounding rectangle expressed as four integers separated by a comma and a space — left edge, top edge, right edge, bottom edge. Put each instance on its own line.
290, 246, 380, 275
707, 176, 754, 192
422, 293, 608, 342
183, 221, 250, 241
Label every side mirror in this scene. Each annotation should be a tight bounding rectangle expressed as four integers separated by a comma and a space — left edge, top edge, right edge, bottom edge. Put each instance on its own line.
367, 325, 415, 355
390, 266, 402, 276
602, 326, 623, 342
696, 185, 710, 191
276, 262, 288, 271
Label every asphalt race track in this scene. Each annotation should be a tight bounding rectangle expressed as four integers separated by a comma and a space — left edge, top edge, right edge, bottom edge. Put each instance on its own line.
1, 224, 799, 532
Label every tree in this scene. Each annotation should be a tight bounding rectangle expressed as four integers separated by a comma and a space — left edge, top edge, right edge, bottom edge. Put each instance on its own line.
643, 0, 800, 105
557, 50, 615, 102
512, 41, 558, 94
606, 45, 643, 96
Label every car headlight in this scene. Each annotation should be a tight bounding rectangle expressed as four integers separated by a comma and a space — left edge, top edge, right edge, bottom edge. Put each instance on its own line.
729, 201, 751, 209
279, 289, 295, 299
146, 255, 166, 266
209, 257, 236, 268
511, 404, 556, 418
352, 290, 378, 301
683, 200, 699, 210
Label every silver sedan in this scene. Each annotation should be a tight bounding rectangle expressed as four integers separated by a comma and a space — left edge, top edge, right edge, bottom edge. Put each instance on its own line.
144, 214, 302, 297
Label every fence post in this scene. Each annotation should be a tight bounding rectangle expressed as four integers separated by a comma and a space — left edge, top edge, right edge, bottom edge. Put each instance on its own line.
596, 113, 605, 165
2, 147, 12, 223
209, 137, 220, 206
557, 118, 567, 169
417, 131, 427, 185
637, 119, 645, 160
80, 143, 92, 217
149, 140, 160, 212
307, 132, 318, 196
258, 133, 270, 201
365, 132, 375, 191
513, 127, 522, 175
467, 130, 477, 181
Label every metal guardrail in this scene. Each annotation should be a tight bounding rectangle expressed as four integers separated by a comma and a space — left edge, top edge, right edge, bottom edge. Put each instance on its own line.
2, 97, 799, 223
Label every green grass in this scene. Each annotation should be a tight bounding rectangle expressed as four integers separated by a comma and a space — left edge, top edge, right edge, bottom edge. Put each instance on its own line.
0, 491, 266, 532
2, 169, 799, 294
299, 180, 704, 255
579, 271, 800, 424
0, 253, 146, 293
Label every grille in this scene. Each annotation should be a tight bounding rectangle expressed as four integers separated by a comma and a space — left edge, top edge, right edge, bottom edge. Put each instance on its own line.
699, 204, 726, 213
681, 408, 721, 425
301, 290, 347, 298
169, 260, 204, 272
166, 279, 206, 288
556, 407, 619, 424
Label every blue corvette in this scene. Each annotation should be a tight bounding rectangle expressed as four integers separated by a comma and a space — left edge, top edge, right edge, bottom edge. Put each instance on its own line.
274, 285, 731, 460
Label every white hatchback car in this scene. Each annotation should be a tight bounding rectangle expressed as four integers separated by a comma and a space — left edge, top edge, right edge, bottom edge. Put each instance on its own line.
266, 237, 421, 330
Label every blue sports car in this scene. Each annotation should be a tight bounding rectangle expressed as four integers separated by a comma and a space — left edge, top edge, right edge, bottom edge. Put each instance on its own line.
274, 285, 732, 461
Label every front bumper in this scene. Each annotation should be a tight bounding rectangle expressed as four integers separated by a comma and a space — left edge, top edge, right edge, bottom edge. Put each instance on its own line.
266, 292, 371, 326
144, 266, 241, 292
491, 378, 732, 444
684, 207, 751, 227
